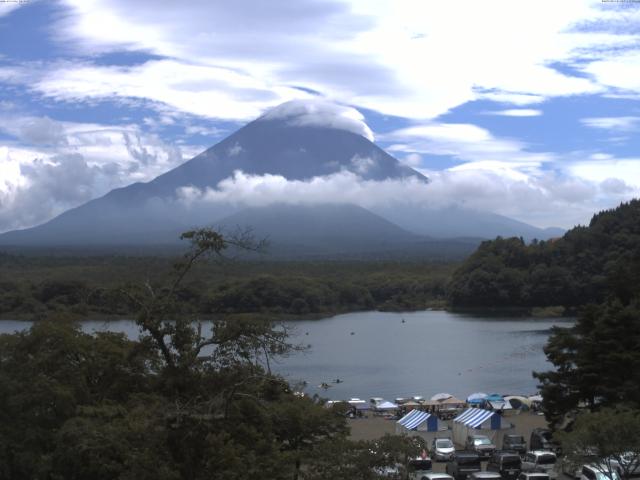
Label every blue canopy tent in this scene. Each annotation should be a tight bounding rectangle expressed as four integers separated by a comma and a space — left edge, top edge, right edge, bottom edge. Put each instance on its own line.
452, 408, 512, 445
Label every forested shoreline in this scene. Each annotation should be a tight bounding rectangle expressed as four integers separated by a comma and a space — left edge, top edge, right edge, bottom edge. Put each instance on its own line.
0, 255, 454, 320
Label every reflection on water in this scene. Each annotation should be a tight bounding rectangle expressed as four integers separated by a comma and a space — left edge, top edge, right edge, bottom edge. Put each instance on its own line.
0, 310, 573, 401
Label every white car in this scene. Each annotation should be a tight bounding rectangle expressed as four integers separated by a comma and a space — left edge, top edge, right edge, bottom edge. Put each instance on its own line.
517, 473, 550, 480
432, 438, 456, 461
521, 451, 558, 480
469, 473, 503, 480
580, 464, 621, 480
420, 474, 455, 480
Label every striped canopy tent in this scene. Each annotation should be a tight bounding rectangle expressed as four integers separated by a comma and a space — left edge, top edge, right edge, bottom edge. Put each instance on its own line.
452, 408, 512, 445
395, 409, 442, 434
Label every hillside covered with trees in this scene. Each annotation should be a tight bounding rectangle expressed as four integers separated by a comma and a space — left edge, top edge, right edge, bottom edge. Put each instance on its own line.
448, 199, 640, 310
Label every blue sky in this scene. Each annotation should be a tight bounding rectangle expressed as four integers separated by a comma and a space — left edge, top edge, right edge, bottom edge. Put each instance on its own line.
0, 0, 639, 232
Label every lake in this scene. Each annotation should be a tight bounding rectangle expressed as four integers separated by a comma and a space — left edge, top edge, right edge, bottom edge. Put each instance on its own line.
0, 310, 572, 402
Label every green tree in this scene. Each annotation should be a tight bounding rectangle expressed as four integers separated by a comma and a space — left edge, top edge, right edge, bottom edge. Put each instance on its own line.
534, 297, 640, 427
557, 408, 640, 479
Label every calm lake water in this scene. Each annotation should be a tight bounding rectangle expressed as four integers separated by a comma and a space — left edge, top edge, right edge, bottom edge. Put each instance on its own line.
0, 310, 572, 401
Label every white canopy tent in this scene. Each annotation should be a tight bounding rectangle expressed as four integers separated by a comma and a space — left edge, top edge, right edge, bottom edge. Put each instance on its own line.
376, 401, 399, 411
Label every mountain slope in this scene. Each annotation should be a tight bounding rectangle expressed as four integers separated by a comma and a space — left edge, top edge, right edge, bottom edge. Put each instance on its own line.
215, 203, 421, 256
372, 204, 563, 241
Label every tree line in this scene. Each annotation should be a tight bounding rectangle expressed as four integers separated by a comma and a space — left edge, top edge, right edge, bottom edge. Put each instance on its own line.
0, 256, 453, 319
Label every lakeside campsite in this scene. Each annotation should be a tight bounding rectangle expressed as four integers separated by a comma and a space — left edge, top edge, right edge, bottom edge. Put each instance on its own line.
1, 1, 640, 477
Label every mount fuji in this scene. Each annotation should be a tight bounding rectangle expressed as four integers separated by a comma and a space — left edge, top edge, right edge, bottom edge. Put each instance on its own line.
0, 100, 561, 258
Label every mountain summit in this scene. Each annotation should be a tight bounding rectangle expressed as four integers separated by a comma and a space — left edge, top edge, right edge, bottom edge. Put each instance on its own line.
0, 100, 559, 255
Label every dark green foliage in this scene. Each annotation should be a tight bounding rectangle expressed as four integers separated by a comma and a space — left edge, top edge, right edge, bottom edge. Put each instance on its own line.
449, 199, 640, 309
0, 317, 155, 479
0, 255, 454, 319
1, 228, 413, 479
304, 434, 425, 480
556, 408, 640, 479
534, 297, 640, 427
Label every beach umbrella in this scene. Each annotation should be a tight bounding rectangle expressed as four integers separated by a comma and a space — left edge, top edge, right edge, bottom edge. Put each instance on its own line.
486, 393, 504, 402
431, 393, 453, 402
467, 392, 488, 404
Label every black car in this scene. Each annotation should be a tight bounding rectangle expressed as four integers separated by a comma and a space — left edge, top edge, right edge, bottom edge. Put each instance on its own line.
487, 451, 522, 480
502, 435, 526, 454
529, 429, 561, 454
446, 451, 482, 480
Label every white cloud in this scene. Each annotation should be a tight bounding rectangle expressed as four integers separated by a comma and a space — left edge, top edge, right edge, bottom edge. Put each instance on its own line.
484, 109, 543, 117
30, 59, 311, 121
0, 115, 193, 232
581, 116, 640, 131
567, 158, 640, 189
260, 99, 374, 141
17, 0, 629, 123
227, 142, 243, 157
582, 51, 640, 94
175, 166, 638, 229
0, 3, 22, 17
382, 121, 555, 165
402, 153, 422, 167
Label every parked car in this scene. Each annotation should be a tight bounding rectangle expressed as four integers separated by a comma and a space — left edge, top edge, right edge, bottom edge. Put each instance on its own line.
580, 464, 622, 480
517, 473, 549, 480
446, 451, 482, 480
408, 455, 433, 480
487, 451, 523, 480
466, 434, 497, 459
502, 434, 527, 454
529, 429, 561, 453
432, 438, 456, 461
469, 473, 503, 480
420, 474, 455, 480
521, 451, 557, 480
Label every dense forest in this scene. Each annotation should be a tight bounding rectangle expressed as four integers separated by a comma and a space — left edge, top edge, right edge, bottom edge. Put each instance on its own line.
0, 253, 454, 319
0, 229, 427, 479
448, 199, 640, 310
